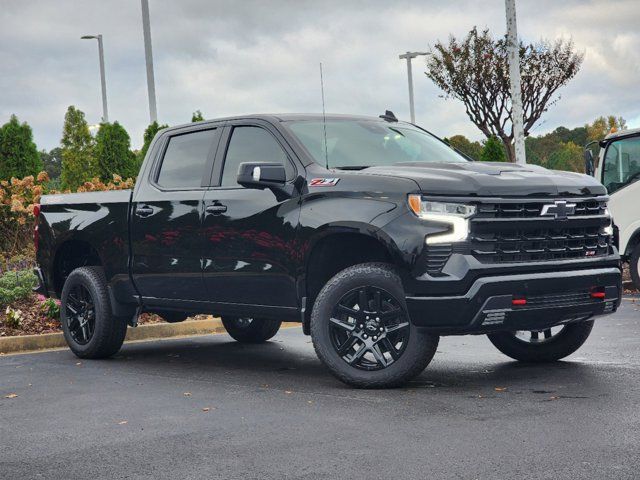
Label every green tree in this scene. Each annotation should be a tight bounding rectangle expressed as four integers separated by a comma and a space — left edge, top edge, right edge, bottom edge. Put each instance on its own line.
39, 147, 62, 180
547, 141, 583, 172
446, 135, 483, 160
137, 121, 169, 171
60, 106, 96, 189
426, 27, 583, 162
191, 110, 204, 122
0, 115, 42, 180
95, 122, 136, 180
480, 136, 507, 162
586, 115, 627, 143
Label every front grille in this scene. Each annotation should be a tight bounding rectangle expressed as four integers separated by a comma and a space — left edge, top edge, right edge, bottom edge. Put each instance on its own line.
476, 199, 606, 218
470, 197, 612, 264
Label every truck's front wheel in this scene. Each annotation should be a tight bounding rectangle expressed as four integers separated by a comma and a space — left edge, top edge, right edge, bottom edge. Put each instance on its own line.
310, 263, 439, 388
487, 321, 594, 363
60, 266, 127, 359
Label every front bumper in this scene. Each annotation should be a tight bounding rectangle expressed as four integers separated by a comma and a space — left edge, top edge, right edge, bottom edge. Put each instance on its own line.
405, 267, 621, 335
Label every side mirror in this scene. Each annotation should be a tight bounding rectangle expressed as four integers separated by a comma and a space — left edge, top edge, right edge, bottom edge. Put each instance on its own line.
237, 162, 286, 190
584, 149, 594, 176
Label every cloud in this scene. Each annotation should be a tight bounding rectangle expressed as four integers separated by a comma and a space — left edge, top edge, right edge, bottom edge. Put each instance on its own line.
0, 0, 638, 151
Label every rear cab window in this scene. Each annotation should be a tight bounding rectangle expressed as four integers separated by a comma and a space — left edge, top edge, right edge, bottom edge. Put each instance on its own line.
156, 129, 219, 189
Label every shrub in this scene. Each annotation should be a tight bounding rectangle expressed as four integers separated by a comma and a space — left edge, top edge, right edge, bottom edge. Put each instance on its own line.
0, 269, 37, 306
40, 297, 60, 320
0, 171, 134, 254
4, 306, 23, 328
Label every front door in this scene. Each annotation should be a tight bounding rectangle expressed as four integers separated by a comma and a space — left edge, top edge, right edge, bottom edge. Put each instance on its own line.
131, 126, 221, 301
202, 123, 301, 307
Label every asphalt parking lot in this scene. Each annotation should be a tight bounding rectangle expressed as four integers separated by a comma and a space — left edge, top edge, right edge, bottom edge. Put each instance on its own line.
2, 298, 639, 480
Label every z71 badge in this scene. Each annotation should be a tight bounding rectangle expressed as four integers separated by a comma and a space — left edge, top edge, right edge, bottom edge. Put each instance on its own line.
309, 178, 340, 187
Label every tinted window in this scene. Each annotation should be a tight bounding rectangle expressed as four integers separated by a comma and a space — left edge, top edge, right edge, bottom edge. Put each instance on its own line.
221, 126, 290, 187
157, 129, 217, 189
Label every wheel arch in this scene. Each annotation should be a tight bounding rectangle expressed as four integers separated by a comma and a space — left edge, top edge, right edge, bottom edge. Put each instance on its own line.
623, 226, 640, 258
51, 238, 103, 296
300, 225, 403, 332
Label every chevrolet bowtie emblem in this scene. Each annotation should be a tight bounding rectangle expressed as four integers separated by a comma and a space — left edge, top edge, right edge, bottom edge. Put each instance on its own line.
540, 200, 576, 220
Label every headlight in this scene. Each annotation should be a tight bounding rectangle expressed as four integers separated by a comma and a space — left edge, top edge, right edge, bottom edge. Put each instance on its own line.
408, 195, 476, 244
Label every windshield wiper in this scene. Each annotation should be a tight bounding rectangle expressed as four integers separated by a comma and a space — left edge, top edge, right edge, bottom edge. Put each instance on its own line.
333, 165, 371, 171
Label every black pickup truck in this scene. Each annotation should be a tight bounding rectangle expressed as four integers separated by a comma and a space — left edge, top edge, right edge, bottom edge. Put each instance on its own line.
34, 113, 622, 387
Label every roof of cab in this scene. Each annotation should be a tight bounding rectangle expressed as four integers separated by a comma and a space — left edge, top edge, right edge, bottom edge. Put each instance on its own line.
604, 127, 640, 141
163, 113, 410, 133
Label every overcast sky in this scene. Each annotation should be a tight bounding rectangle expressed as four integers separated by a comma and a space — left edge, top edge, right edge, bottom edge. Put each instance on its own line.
1, 0, 639, 151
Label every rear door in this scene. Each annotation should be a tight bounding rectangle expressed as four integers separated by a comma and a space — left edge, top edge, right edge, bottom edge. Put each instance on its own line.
131, 126, 221, 302
201, 121, 301, 308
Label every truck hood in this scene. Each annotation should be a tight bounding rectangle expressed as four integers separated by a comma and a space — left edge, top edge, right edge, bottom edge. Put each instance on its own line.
364, 161, 607, 197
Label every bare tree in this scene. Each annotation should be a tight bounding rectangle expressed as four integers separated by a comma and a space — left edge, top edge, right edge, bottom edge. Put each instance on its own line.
426, 27, 583, 163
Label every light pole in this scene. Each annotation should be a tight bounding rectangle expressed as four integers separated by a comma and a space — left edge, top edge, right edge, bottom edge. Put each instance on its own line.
399, 51, 429, 124
81, 34, 109, 123
141, 0, 158, 123
505, 0, 526, 164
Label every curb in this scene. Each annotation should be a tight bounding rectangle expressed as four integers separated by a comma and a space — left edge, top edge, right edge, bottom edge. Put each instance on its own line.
0, 318, 300, 355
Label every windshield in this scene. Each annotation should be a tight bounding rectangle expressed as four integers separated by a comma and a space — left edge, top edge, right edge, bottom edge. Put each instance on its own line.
285, 119, 468, 169
602, 136, 640, 194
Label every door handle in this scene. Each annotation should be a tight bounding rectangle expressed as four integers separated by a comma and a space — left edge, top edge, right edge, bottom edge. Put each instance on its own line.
205, 203, 227, 215
135, 205, 154, 217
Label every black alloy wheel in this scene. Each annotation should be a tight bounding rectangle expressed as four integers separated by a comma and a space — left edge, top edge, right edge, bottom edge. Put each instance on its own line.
310, 263, 439, 388
328, 286, 410, 370
65, 284, 96, 345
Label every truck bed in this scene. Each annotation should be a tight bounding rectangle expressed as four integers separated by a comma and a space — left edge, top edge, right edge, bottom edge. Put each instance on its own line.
37, 189, 133, 299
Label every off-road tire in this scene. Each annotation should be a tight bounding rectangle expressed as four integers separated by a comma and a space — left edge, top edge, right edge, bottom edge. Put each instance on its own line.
221, 316, 282, 343
487, 320, 595, 363
630, 243, 640, 291
60, 266, 128, 359
310, 263, 439, 388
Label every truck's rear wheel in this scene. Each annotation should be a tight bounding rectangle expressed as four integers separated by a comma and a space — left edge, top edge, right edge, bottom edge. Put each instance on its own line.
310, 263, 439, 388
487, 320, 594, 363
221, 316, 282, 343
630, 243, 640, 290
60, 266, 127, 359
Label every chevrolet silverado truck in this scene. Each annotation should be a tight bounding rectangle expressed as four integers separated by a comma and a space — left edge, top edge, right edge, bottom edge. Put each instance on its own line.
34, 113, 622, 388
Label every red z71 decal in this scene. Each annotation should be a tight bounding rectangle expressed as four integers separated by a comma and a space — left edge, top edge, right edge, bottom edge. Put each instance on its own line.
309, 178, 340, 187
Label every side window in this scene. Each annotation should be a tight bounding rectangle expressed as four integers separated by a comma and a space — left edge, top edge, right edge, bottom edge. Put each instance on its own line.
156, 129, 217, 189
602, 137, 640, 194
221, 126, 292, 187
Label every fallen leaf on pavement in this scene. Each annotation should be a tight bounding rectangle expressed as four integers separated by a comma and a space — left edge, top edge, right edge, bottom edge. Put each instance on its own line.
284, 390, 293, 394
118, 420, 128, 425
202, 407, 210, 412
5, 393, 18, 398
494, 387, 507, 392
183, 392, 192, 397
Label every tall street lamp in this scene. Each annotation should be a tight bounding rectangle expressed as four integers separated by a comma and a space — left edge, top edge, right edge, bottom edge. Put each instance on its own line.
399, 51, 429, 124
141, 0, 158, 123
505, 0, 526, 164
81, 34, 109, 123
